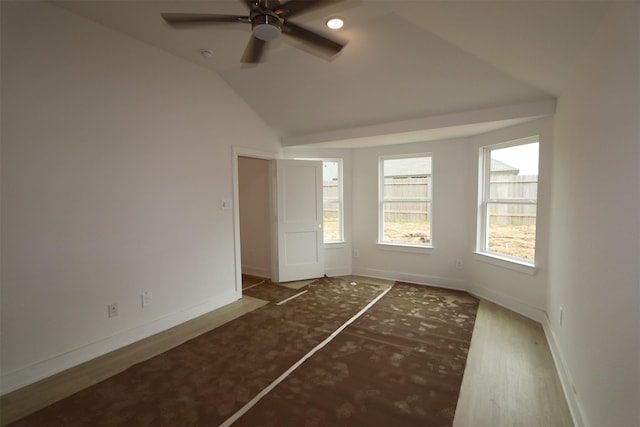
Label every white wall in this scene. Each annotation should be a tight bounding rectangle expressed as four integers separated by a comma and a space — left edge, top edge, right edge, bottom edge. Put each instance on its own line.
350, 139, 471, 289
238, 157, 271, 278
465, 118, 553, 320
3, 4, 638, 425
289, 120, 553, 317
546, 3, 640, 426
0, 1, 280, 393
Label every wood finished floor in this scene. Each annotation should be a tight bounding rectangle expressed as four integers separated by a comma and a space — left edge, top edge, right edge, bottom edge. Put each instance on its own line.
1, 279, 573, 426
0, 296, 268, 426
454, 299, 573, 426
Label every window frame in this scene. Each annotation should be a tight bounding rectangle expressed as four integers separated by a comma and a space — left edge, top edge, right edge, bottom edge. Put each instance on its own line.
378, 153, 434, 249
321, 159, 344, 244
476, 136, 539, 268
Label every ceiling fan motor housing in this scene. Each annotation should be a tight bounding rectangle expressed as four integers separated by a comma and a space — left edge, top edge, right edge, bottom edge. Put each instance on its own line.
252, 11, 282, 41
161, 0, 346, 63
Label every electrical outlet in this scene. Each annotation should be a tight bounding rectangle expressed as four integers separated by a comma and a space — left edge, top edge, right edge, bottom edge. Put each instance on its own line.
142, 291, 152, 308
108, 303, 118, 318
454, 259, 463, 270
353, 249, 359, 258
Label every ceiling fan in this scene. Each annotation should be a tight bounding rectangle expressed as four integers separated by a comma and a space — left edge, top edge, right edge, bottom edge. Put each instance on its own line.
161, 0, 346, 63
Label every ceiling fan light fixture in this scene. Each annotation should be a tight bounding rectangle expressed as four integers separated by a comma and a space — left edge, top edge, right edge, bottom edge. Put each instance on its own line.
252, 13, 282, 41
326, 17, 344, 30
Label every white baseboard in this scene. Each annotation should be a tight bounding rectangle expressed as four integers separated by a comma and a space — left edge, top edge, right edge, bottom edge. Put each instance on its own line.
352, 267, 468, 291
466, 282, 545, 323
1, 291, 237, 395
468, 282, 585, 427
541, 317, 587, 427
345, 268, 585, 427
241, 265, 270, 279
4, 270, 586, 427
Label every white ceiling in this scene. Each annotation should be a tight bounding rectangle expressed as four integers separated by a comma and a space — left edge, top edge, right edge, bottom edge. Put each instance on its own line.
54, 0, 609, 148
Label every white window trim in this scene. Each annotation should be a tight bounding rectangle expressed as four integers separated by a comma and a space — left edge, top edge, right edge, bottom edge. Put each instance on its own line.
477, 136, 539, 268
323, 158, 344, 244
325, 241, 347, 249
378, 153, 434, 249
376, 242, 435, 254
472, 251, 537, 275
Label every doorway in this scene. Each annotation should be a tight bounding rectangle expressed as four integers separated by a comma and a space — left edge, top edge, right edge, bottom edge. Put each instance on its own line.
233, 149, 325, 295
238, 156, 272, 289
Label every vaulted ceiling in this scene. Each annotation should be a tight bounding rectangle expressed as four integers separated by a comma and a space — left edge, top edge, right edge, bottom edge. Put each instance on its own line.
54, 0, 609, 147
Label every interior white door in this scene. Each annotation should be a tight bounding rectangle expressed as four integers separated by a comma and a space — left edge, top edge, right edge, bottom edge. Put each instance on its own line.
275, 159, 324, 283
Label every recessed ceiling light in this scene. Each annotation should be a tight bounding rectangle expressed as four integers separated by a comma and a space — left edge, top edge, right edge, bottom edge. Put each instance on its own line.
326, 17, 344, 30
199, 49, 214, 58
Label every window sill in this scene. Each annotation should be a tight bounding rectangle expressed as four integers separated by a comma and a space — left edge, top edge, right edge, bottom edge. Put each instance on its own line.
376, 242, 434, 255
324, 241, 346, 249
472, 251, 537, 275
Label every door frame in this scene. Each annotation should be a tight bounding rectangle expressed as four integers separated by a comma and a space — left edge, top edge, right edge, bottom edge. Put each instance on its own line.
232, 146, 278, 299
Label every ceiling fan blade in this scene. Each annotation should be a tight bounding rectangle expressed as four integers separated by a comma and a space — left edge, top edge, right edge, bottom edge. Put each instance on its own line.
275, 0, 340, 19
161, 13, 250, 25
282, 20, 345, 55
241, 35, 268, 63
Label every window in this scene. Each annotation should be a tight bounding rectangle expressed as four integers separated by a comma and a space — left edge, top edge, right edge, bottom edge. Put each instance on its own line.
478, 137, 539, 264
322, 160, 343, 243
379, 154, 432, 247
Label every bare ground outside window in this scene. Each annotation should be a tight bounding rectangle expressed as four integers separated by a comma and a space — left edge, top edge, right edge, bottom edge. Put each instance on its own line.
487, 223, 535, 261
323, 218, 535, 261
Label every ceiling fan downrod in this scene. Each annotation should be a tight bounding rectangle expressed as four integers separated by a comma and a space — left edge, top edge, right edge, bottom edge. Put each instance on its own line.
161, 0, 346, 64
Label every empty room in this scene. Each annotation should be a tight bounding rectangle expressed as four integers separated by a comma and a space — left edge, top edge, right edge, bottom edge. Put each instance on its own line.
1, 1, 638, 426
